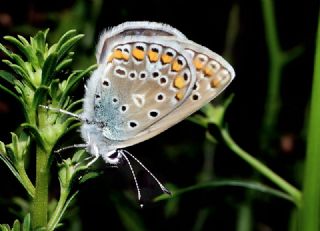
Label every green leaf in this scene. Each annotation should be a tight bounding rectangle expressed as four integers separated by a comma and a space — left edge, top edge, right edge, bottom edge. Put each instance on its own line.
49, 79, 60, 100
41, 52, 58, 85
47, 191, 79, 231
22, 214, 31, 231
2, 60, 34, 89
12, 220, 20, 231
154, 180, 295, 203
0, 43, 13, 58
21, 123, 46, 150
56, 34, 84, 62
32, 86, 48, 109
0, 141, 6, 155
0, 83, 21, 103
59, 64, 96, 106
33, 30, 46, 53
4, 36, 32, 62
55, 30, 77, 51
0, 224, 10, 231
0, 154, 25, 193
55, 58, 73, 72
0, 70, 15, 84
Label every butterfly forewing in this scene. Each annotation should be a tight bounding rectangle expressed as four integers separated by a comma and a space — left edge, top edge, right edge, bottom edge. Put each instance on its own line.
93, 38, 196, 141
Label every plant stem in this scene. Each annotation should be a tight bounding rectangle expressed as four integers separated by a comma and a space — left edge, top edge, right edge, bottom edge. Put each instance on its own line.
299, 11, 320, 231
47, 187, 70, 231
16, 163, 35, 198
260, 0, 303, 150
220, 127, 302, 206
32, 146, 49, 229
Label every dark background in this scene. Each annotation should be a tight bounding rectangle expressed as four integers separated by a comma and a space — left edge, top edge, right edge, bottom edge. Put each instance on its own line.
0, 0, 319, 230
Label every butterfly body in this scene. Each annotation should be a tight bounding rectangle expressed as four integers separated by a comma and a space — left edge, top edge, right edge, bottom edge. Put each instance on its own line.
80, 21, 235, 165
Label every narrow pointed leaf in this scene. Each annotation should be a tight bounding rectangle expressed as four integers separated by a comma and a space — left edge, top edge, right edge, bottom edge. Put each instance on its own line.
0, 83, 21, 103
22, 214, 31, 231
55, 30, 77, 51
0, 154, 25, 191
56, 34, 84, 62
32, 86, 48, 109
42, 52, 58, 85
21, 123, 46, 150
0, 43, 13, 58
0, 70, 15, 84
12, 220, 20, 231
4, 36, 32, 61
59, 64, 96, 106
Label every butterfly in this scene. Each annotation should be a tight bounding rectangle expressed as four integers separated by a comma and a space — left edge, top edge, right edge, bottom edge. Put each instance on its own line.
45, 21, 235, 203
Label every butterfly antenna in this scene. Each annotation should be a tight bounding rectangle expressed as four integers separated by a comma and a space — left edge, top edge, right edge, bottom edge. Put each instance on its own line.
121, 151, 142, 206
121, 150, 172, 196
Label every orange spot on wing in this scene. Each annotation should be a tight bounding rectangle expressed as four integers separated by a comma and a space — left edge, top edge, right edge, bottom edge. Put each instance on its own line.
172, 60, 183, 72
193, 59, 205, 70
161, 54, 173, 64
204, 65, 214, 77
148, 50, 159, 62
210, 78, 220, 88
175, 91, 184, 101
132, 48, 145, 61
174, 76, 186, 89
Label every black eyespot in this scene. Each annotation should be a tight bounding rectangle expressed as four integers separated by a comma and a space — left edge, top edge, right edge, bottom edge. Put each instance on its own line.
140, 72, 146, 78
152, 72, 159, 78
115, 69, 126, 75
136, 45, 144, 51
95, 94, 101, 98
183, 73, 189, 81
124, 48, 129, 52
151, 48, 159, 52
149, 111, 159, 117
166, 51, 173, 56
177, 59, 183, 65
121, 105, 127, 111
157, 94, 164, 101
192, 94, 199, 100
160, 77, 167, 84
102, 80, 109, 86
129, 121, 137, 128
129, 72, 136, 78
112, 98, 118, 103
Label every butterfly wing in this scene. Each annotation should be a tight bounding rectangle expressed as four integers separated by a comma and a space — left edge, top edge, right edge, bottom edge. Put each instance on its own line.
115, 39, 235, 149
91, 36, 197, 141
96, 21, 187, 63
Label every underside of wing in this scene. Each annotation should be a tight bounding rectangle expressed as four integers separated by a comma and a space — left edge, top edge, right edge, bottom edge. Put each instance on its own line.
96, 21, 187, 63
93, 37, 196, 141
116, 39, 235, 149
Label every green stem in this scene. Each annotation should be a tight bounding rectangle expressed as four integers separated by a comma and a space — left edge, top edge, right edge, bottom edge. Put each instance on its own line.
47, 187, 70, 231
16, 163, 35, 198
260, 0, 303, 150
221, 127, 302, 206
299, 11, 320, 231
31, 146, 49, 229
